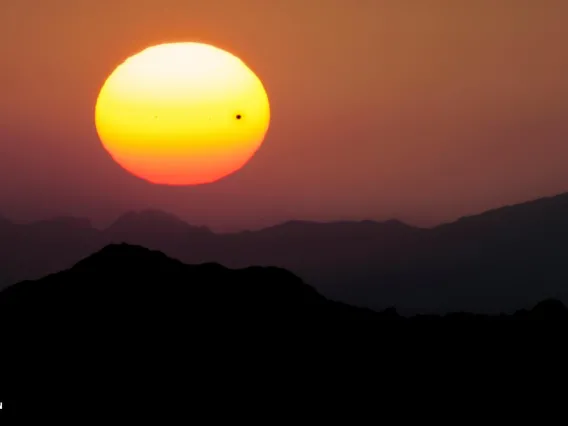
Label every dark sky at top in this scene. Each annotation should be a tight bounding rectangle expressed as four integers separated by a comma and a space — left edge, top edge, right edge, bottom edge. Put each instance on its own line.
1, 0, 567, 231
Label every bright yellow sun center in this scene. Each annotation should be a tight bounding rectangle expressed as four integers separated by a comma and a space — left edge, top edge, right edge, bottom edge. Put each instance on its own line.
94, 42, 270, 185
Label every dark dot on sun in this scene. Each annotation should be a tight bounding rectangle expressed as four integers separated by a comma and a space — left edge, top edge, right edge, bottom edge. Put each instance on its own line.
236, 114, 242, 120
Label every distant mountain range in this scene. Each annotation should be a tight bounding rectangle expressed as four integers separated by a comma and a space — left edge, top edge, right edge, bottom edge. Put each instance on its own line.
3, 192, 568, 314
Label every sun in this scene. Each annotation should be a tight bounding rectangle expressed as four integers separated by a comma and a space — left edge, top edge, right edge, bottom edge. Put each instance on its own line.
94, 42, 270, 185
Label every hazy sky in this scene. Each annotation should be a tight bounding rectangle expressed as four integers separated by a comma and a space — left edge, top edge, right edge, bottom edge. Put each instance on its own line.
1, 0, 567, 231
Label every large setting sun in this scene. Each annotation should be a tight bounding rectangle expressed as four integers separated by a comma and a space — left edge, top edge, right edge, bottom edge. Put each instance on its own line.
94, 42, 270, 185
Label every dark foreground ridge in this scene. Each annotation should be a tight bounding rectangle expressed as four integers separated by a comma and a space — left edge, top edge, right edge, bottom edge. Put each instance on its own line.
0, 243, 566, 322
0, 244, 565, 420
0, 243, 377, 322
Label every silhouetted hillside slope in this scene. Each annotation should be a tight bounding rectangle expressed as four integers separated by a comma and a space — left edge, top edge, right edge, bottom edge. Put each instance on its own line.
0, 216, 104, 287
3, 191, 568, 313
0, 244, 566, 326
0, 244, 378, 323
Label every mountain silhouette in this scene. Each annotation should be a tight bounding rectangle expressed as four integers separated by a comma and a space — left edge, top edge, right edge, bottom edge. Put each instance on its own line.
0, 243, 565, 325
106, 209, 211, 240
0, 243, 380, 324
0, 243, 566, 419
3, 192, 568, 314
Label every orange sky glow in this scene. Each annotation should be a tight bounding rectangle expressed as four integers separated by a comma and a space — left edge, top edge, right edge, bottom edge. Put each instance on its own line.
1, 0, 567, 231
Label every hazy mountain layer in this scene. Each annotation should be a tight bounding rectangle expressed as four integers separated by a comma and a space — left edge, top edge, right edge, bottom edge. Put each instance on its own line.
3, 193, 568, 313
